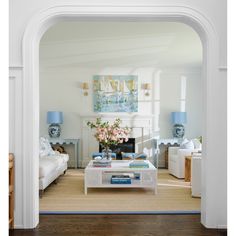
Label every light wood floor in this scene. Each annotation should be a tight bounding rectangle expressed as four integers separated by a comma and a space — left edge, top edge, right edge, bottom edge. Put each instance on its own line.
39, 169, 200, 212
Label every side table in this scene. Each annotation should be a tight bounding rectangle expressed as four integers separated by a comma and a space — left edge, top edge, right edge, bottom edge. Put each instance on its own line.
9, 153, 14, 229
185, 156, 192, 182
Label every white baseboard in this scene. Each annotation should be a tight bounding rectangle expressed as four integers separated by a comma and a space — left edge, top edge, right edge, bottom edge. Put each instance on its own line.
13, 224, 24, 229
217, 225, 227, 229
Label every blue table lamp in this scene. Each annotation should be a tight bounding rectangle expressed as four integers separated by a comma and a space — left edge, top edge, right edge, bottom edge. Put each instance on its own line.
171, 112, 187, 138
47, 111, 63, 138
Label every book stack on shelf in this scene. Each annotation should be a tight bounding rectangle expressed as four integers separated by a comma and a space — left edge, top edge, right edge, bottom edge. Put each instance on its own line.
111, 175, 131, 184
129, 160, 149, 168
93, 160, 111, 167
122, 172, 141, 180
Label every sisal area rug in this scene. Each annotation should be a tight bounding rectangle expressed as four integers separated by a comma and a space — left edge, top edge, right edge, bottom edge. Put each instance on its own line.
39, 169, 200, 212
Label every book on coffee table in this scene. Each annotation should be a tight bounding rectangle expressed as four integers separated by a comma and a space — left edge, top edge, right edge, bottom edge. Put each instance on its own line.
111, 175, 131, 184
129, 160, 149, 168
93, 160, 112, 167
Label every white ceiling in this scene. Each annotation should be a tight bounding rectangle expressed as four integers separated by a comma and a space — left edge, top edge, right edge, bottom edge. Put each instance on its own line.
40, 21, 202, 68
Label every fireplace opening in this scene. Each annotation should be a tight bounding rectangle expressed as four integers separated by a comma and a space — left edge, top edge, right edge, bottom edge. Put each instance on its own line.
99, 138, 135, 159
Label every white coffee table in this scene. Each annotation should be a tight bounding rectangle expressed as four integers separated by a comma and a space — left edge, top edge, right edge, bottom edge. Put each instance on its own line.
84, 160, 157, 195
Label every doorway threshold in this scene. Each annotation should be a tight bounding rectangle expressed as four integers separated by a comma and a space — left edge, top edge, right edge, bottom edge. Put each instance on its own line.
39, 210, 200, 215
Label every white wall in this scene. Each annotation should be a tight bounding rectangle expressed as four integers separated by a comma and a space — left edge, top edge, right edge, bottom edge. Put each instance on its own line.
9, 0, 227, 230
39, 65, 202, 167
39, 67, 153, 136
159, 68, 202, 138
40, 66, 202, 139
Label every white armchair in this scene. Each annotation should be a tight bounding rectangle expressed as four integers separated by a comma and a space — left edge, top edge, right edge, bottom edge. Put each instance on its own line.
168, 138, 202, 178
191, 154, 202, 197
168, 147, 196, 178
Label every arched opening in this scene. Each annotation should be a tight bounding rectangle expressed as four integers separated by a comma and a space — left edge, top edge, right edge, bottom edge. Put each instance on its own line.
21, 5, 220, 228
38, 20, 203, 213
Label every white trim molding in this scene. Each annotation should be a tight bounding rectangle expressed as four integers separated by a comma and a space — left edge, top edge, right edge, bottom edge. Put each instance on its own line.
9, 66, 24, 70
218, 66, 227, 71
20, 4, 226, 229
9, 69, 24, 229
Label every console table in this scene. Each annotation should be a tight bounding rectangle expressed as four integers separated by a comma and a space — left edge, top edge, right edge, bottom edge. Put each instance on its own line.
48, 138, 80, 168
152, 138, 181, 168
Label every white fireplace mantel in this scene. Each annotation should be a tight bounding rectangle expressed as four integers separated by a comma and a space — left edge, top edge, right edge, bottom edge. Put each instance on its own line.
80, 114, 153, 167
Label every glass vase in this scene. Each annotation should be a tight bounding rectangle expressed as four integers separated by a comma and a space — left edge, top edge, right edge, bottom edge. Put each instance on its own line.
102, 147, 112, 160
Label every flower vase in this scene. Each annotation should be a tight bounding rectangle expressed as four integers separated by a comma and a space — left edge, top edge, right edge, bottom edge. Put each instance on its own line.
102, 148, 112, 160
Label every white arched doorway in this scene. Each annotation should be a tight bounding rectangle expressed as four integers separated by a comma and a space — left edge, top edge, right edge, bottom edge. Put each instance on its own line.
22, 5, 220, 228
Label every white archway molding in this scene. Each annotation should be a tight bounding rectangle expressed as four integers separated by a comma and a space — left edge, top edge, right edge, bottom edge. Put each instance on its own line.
21, 5, 223, 228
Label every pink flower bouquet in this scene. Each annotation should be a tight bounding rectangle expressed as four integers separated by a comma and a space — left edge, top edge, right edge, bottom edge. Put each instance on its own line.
87, 118, 131, 150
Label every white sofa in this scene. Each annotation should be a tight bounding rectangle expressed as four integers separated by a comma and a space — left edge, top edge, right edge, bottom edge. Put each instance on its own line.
168, 138, 201, 178
39, 137, 69, 197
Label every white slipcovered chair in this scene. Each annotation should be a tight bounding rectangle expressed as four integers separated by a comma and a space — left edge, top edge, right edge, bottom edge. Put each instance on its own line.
191, 154, 202, 197
168, 138, 201, 178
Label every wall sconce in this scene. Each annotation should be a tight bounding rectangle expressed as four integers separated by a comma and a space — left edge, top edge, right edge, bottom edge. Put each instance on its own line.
143, 83, 151, 96
82, 82, 89, 96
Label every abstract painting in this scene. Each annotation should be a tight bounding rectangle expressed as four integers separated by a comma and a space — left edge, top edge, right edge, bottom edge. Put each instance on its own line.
93, 75, 138, 112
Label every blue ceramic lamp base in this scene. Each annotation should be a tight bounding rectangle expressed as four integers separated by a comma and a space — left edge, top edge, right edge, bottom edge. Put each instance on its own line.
172, 124, 185, 138
48, 123, 61, 138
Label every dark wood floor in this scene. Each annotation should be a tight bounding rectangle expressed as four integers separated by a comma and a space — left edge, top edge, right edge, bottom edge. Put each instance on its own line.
10, 214, 227, 236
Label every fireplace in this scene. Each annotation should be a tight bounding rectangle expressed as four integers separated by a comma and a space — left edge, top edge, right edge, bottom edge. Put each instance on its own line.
99, 138, 135, 159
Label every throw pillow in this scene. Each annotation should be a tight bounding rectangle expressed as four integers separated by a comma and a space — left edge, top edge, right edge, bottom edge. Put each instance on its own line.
180, 138, 189, 148
192, 138, 202, 150
182, 140, 195, 149
39, 137, 55, 157
122, 153, 136, 159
